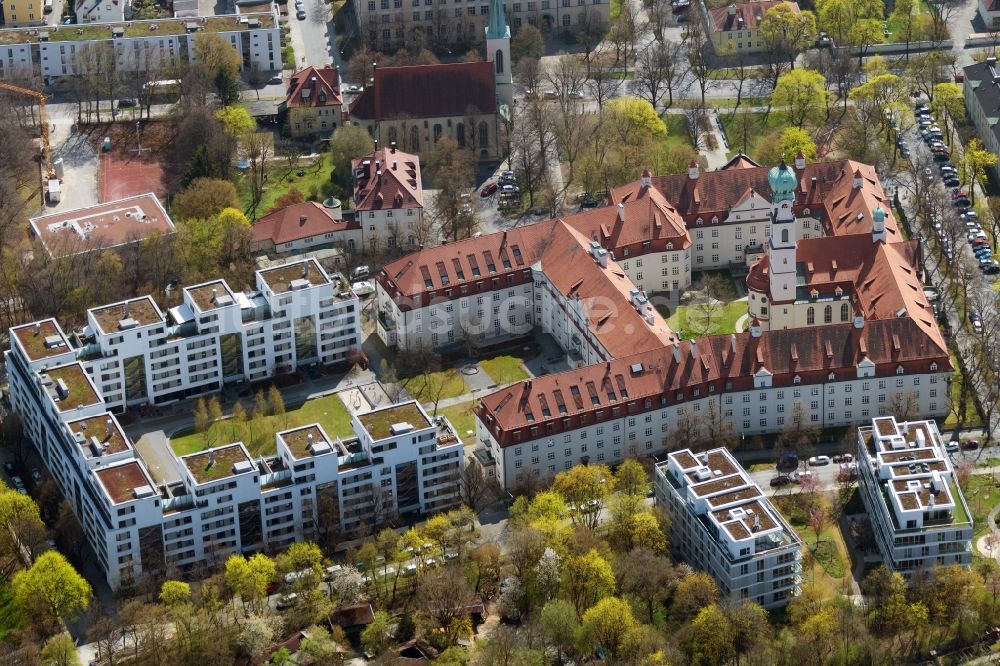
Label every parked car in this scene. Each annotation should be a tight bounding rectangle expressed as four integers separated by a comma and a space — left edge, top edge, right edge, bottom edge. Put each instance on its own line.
351, 281, 375, 297
953, 196, 971, 207
323, 565, 343, 581
808, 455, 831, 466
10, 476, 24, 489
790, 470, 814, 484
945, 441, 960, 452
30, 468, 41, 485
777, 452, 798, 471
933, 152, 951, 163
982, 261, 1000, 275
770, 475, 792, 488
952, 190, 969, 200
498, 170, 516, 184
963, 438, 980, 450
832, 453, 854, 464
296, 9, 306, 18
944, 177, 961, 188
480, 182, 498, 197
276, 593, 298, 610
351, 265, 370, 280
284, 569, 312, 585
971, 312, 984, 333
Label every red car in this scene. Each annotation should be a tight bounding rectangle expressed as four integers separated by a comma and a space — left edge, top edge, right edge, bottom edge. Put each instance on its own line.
480, 182, 498, 198
952, 191, 968, 200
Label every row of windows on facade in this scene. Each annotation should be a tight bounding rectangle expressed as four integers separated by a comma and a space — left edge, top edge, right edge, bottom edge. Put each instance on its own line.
368, 0, 597, 9
374, 122, 489, 151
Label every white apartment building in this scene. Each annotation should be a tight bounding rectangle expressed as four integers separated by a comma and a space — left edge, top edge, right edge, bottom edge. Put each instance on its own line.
75, 0, 130, 25
72, 258, 360, 412
0, 11, 279, 80
4, 332, 465, 589
655, 447, 802, 608
856, 416, 973, 582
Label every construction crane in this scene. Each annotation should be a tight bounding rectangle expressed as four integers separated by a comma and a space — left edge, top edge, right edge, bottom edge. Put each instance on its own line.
0, 82, 55, 181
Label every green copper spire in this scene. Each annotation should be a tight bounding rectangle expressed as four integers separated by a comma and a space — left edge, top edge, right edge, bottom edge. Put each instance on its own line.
486, 0, 510, 40
767, 161, 798, 203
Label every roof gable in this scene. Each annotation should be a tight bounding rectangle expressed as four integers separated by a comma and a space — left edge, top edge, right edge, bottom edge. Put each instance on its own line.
350, 62, 497, 120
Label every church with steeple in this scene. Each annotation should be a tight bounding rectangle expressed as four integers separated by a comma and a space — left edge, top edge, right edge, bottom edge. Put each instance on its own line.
486, 0, 513, 112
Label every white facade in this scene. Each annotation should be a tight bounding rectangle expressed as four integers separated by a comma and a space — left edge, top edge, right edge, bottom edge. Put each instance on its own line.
477, 368, 950, 490
856, 416, 973, 582
76, 0, 130, 24
358, 207, 426, 254
74, 258, 360, 412
5, 323, 464, 588
0, 11, 280, 79
655, 448, 802, 609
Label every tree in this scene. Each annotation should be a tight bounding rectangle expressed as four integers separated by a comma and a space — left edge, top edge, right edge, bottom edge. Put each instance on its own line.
13, 551, 91, 628
930, 81, 964, 141
684, 18, 714, 106
330, 125, 375, 186
765, 126, 818, 164
689, 604, 735, 665
361, 610, 394, 655
0, 487, 46, 562
615, 548, 676, 622
268, 385, 287, 429
614, 459, 649, 497
159, 579, 191, 606
671, 571, 719, 621
962, 138, 998, 205
174, 208, 253, 285
276, 541, 324, 586
562, 549, 616, 615
270, 186, 306, 213
512, 25, 544, 62
215, 106, 257, 139
173, 178, 241, 221
244, 130, 274, 219
758, 3, 817, 68
191, 33, 242, 106
225, 552, 276, 613
540, 599, 580, 663
552, 464, 612, 529
772, 69, 827, 128
425, 137, 476, 242
238, 613, 282, 659
581, 597, 638, 659
605, 97, 667, 145
808, 504, 831, 547
889, 0, 922, 58
299, 625, 340, 665
41, 633, 82, 666
231, 402, 248, 443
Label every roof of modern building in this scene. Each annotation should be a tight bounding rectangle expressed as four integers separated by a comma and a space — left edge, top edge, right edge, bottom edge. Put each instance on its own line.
29, 194, 174, 258
252, 201, 357, 247
95, 460, 156, 505
0, 12, 276, 45
708, 0, 798, 32
279, 424, 343, 460
662, 447, 795, 545
182, 443, 254, 485
11, 319, 70, 361
89, 296, 165, 335
859, 417, 970, 527
43, 363, 101, 412
185, 280, 236, 312
476, 317, 949, 440
613, 159, 899, 239
352, 146, 424, 211
357, 401, 430, 440
349, 61, 497, 120
258, 258, 331, 293
68, 413, 131, 458
286, 64, 342, 109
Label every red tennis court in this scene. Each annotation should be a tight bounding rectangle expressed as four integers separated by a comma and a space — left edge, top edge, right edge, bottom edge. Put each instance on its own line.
100, 150, 167, 203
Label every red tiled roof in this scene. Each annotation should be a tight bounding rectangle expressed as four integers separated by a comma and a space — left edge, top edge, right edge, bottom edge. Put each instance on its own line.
614, 160, 899, 240
350, 62, 497, 120
568, 184, 691, 252
720, 153, 762, 170
476, 317, 949, 442
746, 235, 940, 347
352, 147, 424, 211
286, 65, 342, 109
708, 0, 797, 31
252, 201, 358, 246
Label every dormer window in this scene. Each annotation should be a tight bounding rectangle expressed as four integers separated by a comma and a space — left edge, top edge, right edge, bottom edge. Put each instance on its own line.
930, 362, 938, 371
835, 286, 843, 297
793, 375, 801, 384
896, 366, 904, 375
666, 242, 673, 250
711, 216, 719, 224
803, 208, 810, 216
696, 218, 703, 226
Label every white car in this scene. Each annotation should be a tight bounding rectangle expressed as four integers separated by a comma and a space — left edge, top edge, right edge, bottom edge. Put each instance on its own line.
352, 281, 375, 297
945, 442, 960, 452
808, 455, 831, 466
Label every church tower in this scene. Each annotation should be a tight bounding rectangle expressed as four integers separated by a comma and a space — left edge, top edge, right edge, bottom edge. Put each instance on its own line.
767, 162, 799, 303
486, 0, 513, 111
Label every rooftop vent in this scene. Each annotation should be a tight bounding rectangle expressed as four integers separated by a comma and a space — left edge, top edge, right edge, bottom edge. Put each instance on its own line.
389, 422, 413, 435
309, 441, 332, 455
56, 378, 69, 399
118, 318, 138, 331
133, 485, 154, 499
232, 460, 253, 474
43, 335, 63, 349
694, 467, 712, 481
289, 278, 310, 291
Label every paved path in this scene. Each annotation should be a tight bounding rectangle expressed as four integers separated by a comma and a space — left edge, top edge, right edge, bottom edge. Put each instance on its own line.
975, 489, 1000, 558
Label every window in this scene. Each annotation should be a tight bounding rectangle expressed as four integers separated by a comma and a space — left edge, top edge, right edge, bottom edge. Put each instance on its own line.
494, 49, 504, 74
823, 305, 832, 323
806, 307, 814, 325
841, 303, 849, 321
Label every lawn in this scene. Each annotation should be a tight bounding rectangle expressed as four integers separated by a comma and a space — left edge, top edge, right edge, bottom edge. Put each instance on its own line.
885, 0, 932, 44
437, 401, 477, 441
479, 354, 530, 385
809, 527, 847, 579
962, 474, 1000, 538
658, 113, 700, 174
719, 110, 785, 160
666, 301, 746, 339
402, 368, 468, 403
239, 153, 334, 219
170, 393, 355, 458
0, 583, 20, 640
944, 351, 982, 428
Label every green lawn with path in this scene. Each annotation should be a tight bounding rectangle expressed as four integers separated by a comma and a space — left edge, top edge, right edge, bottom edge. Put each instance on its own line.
402, 368, 467, 403
666, 301, 747, 339
719, 111, 786, 160
963, 475, 1000, 539
239, 153, 335, 219
170, 393, 355, 458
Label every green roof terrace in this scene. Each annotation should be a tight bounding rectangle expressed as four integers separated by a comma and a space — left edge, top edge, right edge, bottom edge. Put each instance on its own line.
357, 402, 429, 441
182, 443, 254, 485
0, 12, 275, 46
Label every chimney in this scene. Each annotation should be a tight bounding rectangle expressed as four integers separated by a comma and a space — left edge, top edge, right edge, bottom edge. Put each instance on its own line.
730, 333, 737, 353
210, 288, 217, 303
640, 168, 651, 189
750, 318, 762, 338
208, 449, 216, 466
299, 215, 308, 226
123, 301, 129, 318
853, 315, 865, 329
392, 160, 397, 171
390, 141, 397, 153
688, 161, 699, 180
307, 432, 314, 445
617, 202, 626, 224
690, 340, 697, 359
672, 343, 681, 363
106, 418, 113, 439
34, 322, 40, 335
794, 151, 806, 170
728, 2, 736, 14
302, 262, 309, 278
